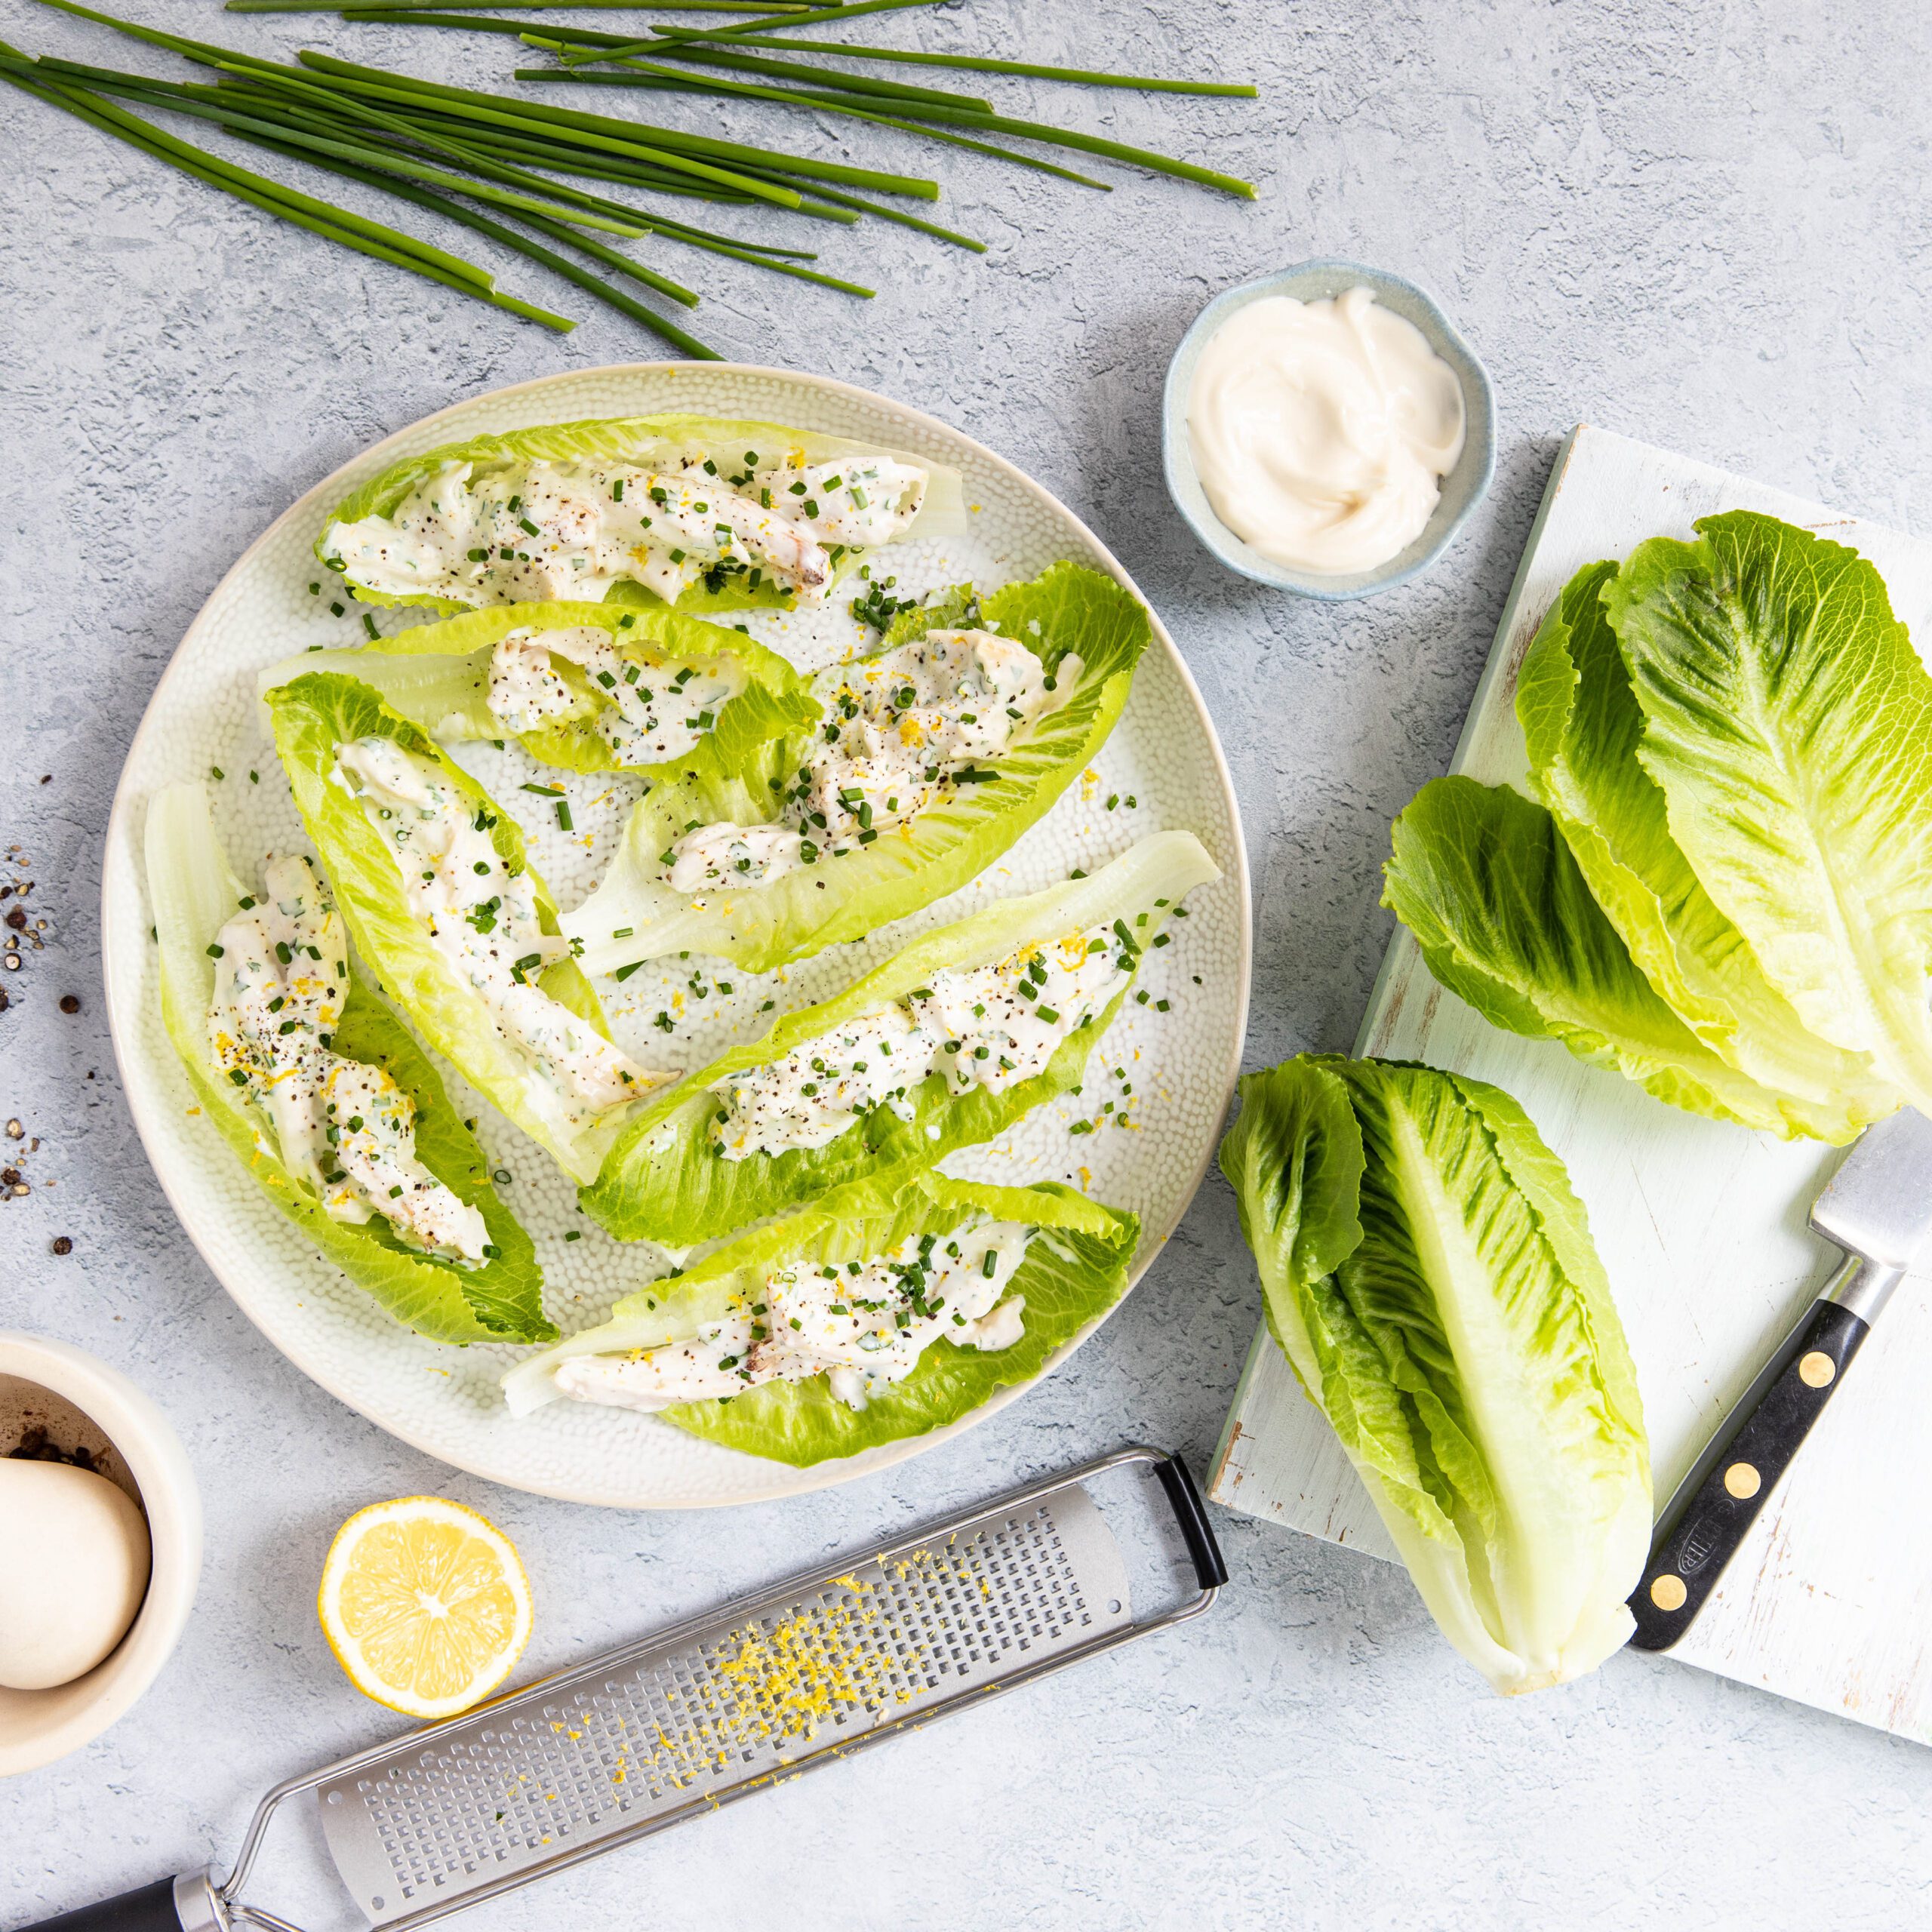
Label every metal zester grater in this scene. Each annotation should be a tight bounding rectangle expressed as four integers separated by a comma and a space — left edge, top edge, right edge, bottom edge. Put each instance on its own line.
25, 1446, 1226, 1932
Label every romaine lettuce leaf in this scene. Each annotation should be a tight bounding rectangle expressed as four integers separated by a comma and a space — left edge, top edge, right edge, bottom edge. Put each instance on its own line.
258, 600, 817, 782
264, 670, 651, 1185
1220, 1054, 1651, 1695
1384, 777, 1836, 1135
563, 561, 1149, 976
1518, 561, 1898, 1140
1604, 512, 1932, 1116
503, 1168, 1138, 1466
144, 783, 552, 1346
581, 830, 1220, 1246
317, 412, 965, 616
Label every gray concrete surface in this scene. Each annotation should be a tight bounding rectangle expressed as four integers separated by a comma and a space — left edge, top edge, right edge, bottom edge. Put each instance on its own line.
4, 2, 1930, 1926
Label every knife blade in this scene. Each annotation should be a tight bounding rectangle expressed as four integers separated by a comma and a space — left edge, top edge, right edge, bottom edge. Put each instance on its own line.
1628, 1104, 1932, 1651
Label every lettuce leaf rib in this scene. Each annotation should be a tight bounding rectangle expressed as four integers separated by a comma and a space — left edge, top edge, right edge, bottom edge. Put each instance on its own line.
145, 783, 551, 1346
580, 830, 1220, 1247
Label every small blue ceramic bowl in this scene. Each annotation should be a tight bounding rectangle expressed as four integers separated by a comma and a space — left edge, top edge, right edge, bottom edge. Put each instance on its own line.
1162, 260, 1496, 601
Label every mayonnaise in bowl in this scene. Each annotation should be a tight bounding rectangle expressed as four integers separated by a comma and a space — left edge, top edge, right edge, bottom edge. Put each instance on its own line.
1185, 285, 1467, 577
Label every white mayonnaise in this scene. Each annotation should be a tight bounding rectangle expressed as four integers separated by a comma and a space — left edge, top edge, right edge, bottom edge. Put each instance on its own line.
1186, 287, 1466, 576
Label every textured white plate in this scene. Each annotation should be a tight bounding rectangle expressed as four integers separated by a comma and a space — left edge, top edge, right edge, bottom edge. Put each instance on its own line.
101, 364, 1251, 1509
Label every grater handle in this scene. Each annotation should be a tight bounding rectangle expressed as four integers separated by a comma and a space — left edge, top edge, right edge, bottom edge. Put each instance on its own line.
1152, 1452, 1228, 1591
16, 1876, 189, 1932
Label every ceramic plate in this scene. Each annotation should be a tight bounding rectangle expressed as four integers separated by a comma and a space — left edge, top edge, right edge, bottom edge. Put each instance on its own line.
101, 365, 1251, 1508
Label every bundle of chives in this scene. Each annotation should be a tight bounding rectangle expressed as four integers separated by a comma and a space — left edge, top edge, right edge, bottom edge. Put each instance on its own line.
19, 0, 1257, 356
36, 2, 937, 200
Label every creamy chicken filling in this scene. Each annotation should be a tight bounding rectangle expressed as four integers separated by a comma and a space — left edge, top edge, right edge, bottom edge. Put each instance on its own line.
334, 737, 659, 1128
660, 627, 1079, 897
323, 450, 928, 609
550, 1220, 1032, 1414
485, 624, 740, 769
711, 919, 1134, 1159
207, 854, 488, 1263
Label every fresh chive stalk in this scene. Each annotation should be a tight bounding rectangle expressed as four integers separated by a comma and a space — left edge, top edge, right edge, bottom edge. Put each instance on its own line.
645, 30, 1260, 95
506, 208, 709, 307
728, 171, 983, 251
681, 0, 949, 36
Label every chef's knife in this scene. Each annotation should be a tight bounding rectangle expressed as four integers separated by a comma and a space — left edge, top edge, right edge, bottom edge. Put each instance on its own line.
1629, 1104, 1932, 1651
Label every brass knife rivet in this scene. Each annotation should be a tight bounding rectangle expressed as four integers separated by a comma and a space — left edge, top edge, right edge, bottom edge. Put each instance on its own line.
1799, 1351, 1837, 1389
1650, 1574, 1687, 1612
1724, 1463, 1761, 1500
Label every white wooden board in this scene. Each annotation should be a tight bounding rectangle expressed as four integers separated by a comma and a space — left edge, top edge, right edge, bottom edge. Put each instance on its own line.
1211, 423, 1932, 1740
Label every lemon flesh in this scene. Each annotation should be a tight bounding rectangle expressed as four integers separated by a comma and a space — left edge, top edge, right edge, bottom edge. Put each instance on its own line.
318, 1496, 532, 1720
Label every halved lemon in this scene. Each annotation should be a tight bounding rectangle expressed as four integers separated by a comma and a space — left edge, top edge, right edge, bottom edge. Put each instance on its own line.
318, 1497, 533, 1720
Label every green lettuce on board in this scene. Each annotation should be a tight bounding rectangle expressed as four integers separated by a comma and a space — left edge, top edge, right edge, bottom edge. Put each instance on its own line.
1603, 512, 1932, 1118
581, 830, 1220, 1247
503, 1168, 1138, 1467
316, 413, 966, 617
1219, 1054, 1651, 1695
563, 561, 1149, 977
144, 783, 550, 1346
264, 671, 660, 1186
1517, 558, 1898, 1140
257, 600, 818, 782
1384, 777, 1883, 1139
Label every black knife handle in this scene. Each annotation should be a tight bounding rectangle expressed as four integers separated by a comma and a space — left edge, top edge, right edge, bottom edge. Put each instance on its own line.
17, 1877, 188, 1932
1629, 1298, 1868, 1651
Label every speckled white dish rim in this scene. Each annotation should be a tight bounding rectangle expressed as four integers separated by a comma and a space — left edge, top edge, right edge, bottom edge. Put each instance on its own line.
101, 363, 1251, 1509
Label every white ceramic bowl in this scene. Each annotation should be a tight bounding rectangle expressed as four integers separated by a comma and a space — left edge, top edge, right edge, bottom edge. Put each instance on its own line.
1162, 258, 1497, 600
0, 1334, 202, 1776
